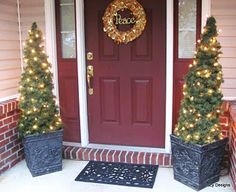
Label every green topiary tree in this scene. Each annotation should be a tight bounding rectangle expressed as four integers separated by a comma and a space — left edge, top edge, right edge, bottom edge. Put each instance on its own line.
174, 16, 224, 144
18, 22, 62, 137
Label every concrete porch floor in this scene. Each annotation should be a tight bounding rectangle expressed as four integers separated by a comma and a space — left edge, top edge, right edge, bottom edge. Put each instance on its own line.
0, 160, 233, 192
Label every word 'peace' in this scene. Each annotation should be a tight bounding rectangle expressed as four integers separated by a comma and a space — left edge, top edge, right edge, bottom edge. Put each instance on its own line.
114, 13, 136, 25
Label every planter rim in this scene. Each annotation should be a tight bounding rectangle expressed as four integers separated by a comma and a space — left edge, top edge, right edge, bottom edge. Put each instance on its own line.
170, 134, 228, 149
23, 129, 63, 139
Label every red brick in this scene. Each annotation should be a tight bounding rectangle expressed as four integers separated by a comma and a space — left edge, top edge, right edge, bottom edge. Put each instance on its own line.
232, 119, 236, 129
230, 166, 236, 186
0, 160, 4, 167
164, 154, 171, 166
120, 151, 127, 163
221, 124, 229, 131
158, 153, 164, 165
89, 149, 98, 161
0, 164, 10, 174
111, 150, 117, 162
64, 146, 73, 158
12, 102, 16, 110
13, 139, 21, 146
0, 120, 3, 126
4, 105, 7, 114
83, 148, 91, 160
3, 117, 12, 125
9, 122, 17, 129
137, 152, 145, 164
13, 128, 19, 134
73, 148, 80, 159
10, 157, 21, 168
10, 135, 18, 142
132, 152, 139, 164
7, 111, 14, 117
0, 106, 3, 115
101, 149, 109, 161
6, 142, 14, 150
0, 146, 5, 154
107, 150, 115, 162
220, 116, 229, 124
70, 147, 77, 159
8, 103, 12, 112
0, 125, 8, 134
77, 148, 84, 160
151, 153, 158, 165
221, 102, 230, 113
19, 153, 24, 160
17, 148, 24, 157
232, 127, 236, 140
5, 130, 13, 138
113, 151, 121, 162
6, 153, 17, 163
145, 153, 151, 164
94, 149, 103, 161
0, 134, 4, 141
0, 150, 11, 159
13, 114, 20, 121
125, 151, 132, 163
11, 145, 19, 153
87, 148, 95, 160
0, 138, 9, 147
0, 114, 6, 120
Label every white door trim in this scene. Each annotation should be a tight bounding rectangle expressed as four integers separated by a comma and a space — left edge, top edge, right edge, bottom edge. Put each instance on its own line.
76, 0, 89, 147
165, 0, 174, 153
45, 0, 175, 152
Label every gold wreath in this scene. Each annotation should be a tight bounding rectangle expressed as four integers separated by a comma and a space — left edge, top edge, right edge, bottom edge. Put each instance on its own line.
102, 0, 147, 44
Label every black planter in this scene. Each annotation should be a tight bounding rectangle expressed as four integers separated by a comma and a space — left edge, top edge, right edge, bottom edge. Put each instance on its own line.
170, 134, 228, 191
23, 129, 63, 177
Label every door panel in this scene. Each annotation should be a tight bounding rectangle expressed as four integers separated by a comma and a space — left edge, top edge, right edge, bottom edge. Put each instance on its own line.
100, 78, 120, 123
131, 79, 152, 125
85, 0, 166, 147
55, 0, 80, 142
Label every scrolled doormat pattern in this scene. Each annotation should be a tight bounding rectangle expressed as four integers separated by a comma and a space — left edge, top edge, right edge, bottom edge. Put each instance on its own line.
75, 161, 158, 188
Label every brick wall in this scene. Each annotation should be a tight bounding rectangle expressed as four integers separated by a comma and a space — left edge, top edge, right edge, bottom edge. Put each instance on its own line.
0, 99, 24, 174
229, 102, 236, 191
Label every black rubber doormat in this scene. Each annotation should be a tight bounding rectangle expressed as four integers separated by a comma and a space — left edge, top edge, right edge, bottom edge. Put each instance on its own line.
75, 161, 158, 188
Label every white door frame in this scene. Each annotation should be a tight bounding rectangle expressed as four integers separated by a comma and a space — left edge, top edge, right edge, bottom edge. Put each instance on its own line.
44, 0, 211, 153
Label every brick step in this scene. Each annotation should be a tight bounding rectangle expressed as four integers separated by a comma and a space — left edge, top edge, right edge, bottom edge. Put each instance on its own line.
63, 145, 172, 167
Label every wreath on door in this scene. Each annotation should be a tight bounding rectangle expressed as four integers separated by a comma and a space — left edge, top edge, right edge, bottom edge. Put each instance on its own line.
102, 0, 147, 44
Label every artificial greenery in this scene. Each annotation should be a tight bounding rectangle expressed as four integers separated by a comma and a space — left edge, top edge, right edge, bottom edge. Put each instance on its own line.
18, 22, 62, 137
174, 16, 224, 144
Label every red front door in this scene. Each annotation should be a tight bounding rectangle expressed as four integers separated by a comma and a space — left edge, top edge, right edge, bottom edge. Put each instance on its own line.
85, 0, 166, 147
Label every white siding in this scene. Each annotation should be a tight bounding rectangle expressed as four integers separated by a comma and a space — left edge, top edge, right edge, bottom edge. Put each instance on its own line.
212, 0, 236, 98
0, 0, 21, 99
0, 0, 46, 101
19, 0, 45, 45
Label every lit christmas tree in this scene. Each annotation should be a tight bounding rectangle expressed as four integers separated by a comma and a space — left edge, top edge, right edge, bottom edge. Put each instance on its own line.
18, 22, 62, 136
174, 16, 224, 144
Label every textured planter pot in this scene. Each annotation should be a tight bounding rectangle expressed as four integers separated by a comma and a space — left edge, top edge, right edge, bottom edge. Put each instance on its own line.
23, 129, 63, 177
170, 134, 228, 191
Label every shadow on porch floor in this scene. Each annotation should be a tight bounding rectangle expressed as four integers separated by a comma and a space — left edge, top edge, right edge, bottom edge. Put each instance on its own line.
0, 160, 233, 192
